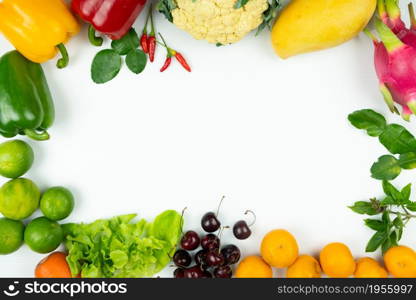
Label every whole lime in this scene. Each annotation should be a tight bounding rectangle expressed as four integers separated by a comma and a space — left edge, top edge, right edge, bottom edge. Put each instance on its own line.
0, 178, 40, 220
0, 218, 25, 254
0, 140, 34, 178
40, 187, 74, 221
24, 217, 63, 254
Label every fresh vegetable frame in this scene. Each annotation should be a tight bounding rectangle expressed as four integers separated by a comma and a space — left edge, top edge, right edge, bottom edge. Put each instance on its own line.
3, 0, 416, 278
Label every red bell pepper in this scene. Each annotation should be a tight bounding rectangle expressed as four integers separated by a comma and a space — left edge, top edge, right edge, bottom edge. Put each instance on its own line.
71, 0, 147, 44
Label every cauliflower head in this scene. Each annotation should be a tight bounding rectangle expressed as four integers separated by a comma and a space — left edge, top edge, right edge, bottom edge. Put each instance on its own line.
171, 0, 269, 44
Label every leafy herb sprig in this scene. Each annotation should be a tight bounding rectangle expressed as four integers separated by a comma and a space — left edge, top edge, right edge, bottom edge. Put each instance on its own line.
348, 109, 416, 180
350, 181, 416, 253
91, 29, 147, 84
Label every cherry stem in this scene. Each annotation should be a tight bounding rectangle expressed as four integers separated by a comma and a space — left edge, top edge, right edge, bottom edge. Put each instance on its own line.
180, 207, 187, 235
244, 210, 256, 227
218, 226, 230, 240
217, 226, 230, 253
216, 195, 225, 217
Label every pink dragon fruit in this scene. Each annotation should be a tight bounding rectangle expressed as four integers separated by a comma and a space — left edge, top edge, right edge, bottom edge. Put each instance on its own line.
368, 0, 416, 120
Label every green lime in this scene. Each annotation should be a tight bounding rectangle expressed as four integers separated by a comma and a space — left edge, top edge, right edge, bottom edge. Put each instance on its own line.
0, 218, 24, 254
24, 217, 63, 253
0, 140, 34, 178
0, 178, 40, 220
40, 186, 74, 221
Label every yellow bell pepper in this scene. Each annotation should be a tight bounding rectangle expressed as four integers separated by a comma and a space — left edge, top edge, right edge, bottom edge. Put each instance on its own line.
0, 0, 80, 68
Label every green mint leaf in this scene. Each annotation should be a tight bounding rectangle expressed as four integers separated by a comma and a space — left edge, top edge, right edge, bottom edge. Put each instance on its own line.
111, 28, 140, 55
379, 124, 416, 154
348, 109, 387, 137
382, 180, 403, 202
382, 210, 391, 224
393, 216, 403, 228
398, 152, 416, 169
389, 230, 399, 246
381, 237, 393, 254
364, 219, 386, 231
126, 49, 147, 74
380, 196, 396, 206
401, 183, 412, 202
371, 155, 401, 180
396, 227, 403, 241
91, 49, 122, 84
406, 202, 416, 212
234, 0, 249, 9
366, 231, 387, 252
349, 201, 379, 215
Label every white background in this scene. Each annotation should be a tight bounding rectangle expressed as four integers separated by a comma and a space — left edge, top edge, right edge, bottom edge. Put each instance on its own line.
1, 1, 416, 278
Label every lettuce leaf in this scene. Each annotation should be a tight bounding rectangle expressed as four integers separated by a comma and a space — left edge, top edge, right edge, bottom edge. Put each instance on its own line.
63, 210, 182, 278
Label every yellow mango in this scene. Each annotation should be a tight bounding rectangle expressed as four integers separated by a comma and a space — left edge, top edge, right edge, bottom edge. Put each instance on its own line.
271, 0, 376, 58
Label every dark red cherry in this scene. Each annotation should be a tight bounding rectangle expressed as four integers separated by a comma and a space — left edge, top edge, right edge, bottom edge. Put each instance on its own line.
180, 231, 200, 250
206, 251, 225, 267
184, 265, 205, 278
194, 250, 209, 268
174, 268, 185, 278
201, 212, 221, 232
201, 234, 220, 251
173, 250, 192, 268
233, 210, 256, 240
221, 245, 241, 265
213, 265, 233, 278
233, 221, 251, 240
201, 196, 225, 232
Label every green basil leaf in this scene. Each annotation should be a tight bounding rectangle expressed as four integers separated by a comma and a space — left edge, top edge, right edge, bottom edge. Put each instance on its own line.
381, 237, 392, 254
371, 155, 401, 180
364, 219, 386, 231
382, 180, 404, 203
379, 124, 416, 154
382, 210, 391, 224
406, 202, 416, 212
348, 109, 387, 137
349, 201, 379, 215
125, 49, 147, 74
393, 216, 403, 228
380, 196, 396, 205
396, 227, 403, 241
366, 231, 387, 252
111, 28, 140, 55
389, 230, 399, 246
399, 152, 416, 169
401, 183, 412, 202
234, 0, 249, 9
91, 49, 122, 84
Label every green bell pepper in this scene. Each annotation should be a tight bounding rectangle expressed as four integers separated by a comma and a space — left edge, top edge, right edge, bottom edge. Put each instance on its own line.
0, 51, 55, 141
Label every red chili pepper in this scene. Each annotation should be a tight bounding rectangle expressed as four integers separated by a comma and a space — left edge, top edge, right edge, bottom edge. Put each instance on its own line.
148, 6, 156, 62
158, 33, 191, 72
173, 52, 191, 72
148, 36, 156, 62
72, 0, 147, 42
140, 6, 151, 53
140, 34, 149, 53
160, 57, 172, 72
